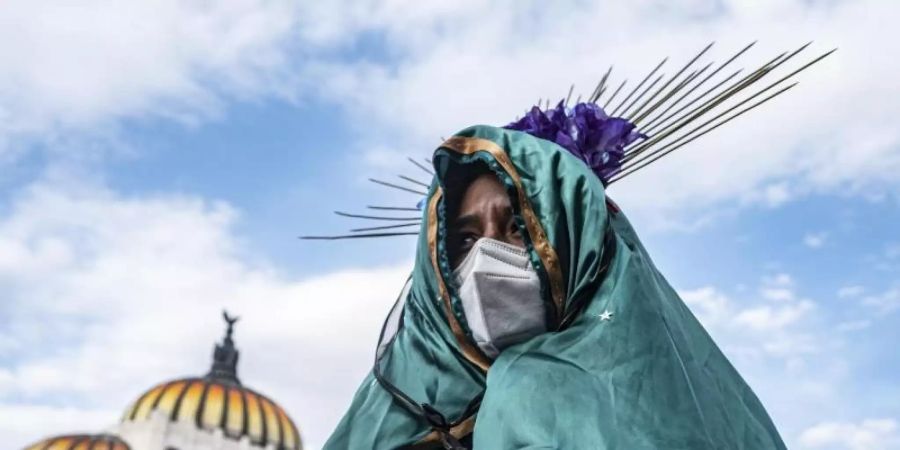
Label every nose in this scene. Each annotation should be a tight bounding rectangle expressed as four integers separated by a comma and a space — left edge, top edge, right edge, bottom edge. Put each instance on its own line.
482, 223, 506, 243
482, 219, 522, 247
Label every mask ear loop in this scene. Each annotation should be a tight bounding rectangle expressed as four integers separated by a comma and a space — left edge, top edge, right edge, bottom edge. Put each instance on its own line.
372, 276, 485, 449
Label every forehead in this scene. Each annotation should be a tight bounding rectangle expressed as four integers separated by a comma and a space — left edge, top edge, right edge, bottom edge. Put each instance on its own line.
457, 173, 511, 214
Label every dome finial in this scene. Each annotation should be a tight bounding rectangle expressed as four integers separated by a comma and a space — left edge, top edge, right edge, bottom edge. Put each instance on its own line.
206, 309, 241, 384
223, 310, 239, 343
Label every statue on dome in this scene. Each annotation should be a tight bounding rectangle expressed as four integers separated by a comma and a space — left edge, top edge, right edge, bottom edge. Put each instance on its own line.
223, 310, 240, 342
207, 309, 240, 384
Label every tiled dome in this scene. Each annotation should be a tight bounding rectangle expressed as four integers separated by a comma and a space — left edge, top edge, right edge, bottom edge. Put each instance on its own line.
120, 312, 302, 450
24, 433, 130, 450
121, 377, 300, 450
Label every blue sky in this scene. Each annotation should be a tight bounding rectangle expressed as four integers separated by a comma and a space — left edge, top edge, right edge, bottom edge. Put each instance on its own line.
1, 1, 899, 449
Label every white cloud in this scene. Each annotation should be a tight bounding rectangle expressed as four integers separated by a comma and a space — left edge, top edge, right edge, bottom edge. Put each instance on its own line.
761, 287, 796, 302
681, 286, 731, 325
682, 272, 900, 447
836, 320, 870, 332
0, 404, 118, 448
0, 0, 300, 151
680, 279, 865, 447
681, 273, 821, 360
760, 272, 796, 301
837, 285, 865, 299
306, 0, 900, 228
3, 0, 898, 227
804, 232, 828, 249
766, 273, 794, 286
0, 176, 410, 449
734, 300, 815, 331
861, 285, 900, 315
799, 419, 900, 450
762, 183, 794, 208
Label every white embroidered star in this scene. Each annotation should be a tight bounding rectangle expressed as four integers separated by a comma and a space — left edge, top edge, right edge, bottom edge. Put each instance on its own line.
598, 309, 614, 321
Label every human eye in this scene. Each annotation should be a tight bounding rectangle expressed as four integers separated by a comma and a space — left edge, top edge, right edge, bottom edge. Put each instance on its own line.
507, 218, 525, 247
508, 219, 522, 237
460, 232, 479, 251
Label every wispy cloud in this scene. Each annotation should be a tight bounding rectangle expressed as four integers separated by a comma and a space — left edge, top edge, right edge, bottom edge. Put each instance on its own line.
306, 0, 900, 228
679, 273, 888, 447
799, 419, 900, 450
0, 0, 301, 152
804, 232, 828, 249
837, 285, 865, 299
0, 174, 409, 449
861, 285, 900, 315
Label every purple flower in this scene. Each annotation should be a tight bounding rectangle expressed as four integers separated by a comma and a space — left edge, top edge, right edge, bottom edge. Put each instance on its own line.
504, 100, 645, 185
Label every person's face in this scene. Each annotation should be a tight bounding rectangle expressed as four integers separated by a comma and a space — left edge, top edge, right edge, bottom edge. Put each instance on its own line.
448, 173, 524, 267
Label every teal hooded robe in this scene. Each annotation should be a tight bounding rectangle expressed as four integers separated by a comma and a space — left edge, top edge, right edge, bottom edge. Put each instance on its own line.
324, 125, 785, 449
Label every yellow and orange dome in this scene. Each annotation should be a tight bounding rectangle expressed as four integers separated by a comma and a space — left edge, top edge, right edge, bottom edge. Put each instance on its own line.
119, 312, 301, 450
121, 377, 300, 450
24, 434, 130, 450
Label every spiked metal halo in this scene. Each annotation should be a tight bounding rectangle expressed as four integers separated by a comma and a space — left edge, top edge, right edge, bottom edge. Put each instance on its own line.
301, 41, 835, 241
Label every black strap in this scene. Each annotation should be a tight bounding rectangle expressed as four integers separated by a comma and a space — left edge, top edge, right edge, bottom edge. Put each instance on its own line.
373, 280, 482, 449
374, 361, 482, 449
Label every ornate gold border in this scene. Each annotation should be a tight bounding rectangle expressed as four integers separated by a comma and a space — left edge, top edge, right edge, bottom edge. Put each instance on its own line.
427, 189, 491, 372
437, 136, 566, 322
418, 136, 567, 447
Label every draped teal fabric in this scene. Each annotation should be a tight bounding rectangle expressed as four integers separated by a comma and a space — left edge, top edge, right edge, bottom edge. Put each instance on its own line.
324, 125, 784, 449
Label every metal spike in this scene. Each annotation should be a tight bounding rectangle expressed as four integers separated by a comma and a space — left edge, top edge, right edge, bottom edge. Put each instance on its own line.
369, 178, 427, 196
628, 42, 714, 121
398, 174, 430, 189
335, 211, 422, 221
641, 68, 742, 132
620, 73, 666, 119
634, 45, 829, 156
407, 157, 434, 175
611, 57, 667, 116
623, 81, 799, 170
641, 42, 812, 138
601, 79, 627, 108
300, 232, 419, 240
590, 66, 614, 102
632, 65, 707, 125
625, 67, 773, 161
598, 66, 613, 98
351, 222, 422, 233
640, 41, 757, 129
640, 50, 791, 136
633, 49, 794, 148
575, 94, 582, 104
610, 82, 800, 183
565, 84, 575, 107
367, 205, 422, 212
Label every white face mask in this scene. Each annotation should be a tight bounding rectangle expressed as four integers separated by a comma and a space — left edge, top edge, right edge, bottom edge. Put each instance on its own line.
452, 238, 547, 358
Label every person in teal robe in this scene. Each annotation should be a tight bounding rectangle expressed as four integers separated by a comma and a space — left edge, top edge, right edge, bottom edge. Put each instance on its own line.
323, 123, 785, 449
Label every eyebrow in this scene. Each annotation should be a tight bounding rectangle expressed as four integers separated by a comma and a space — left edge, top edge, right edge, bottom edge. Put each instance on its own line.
452, 214, 480, 230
